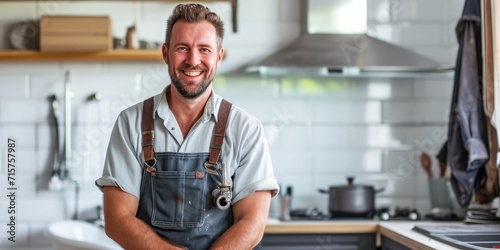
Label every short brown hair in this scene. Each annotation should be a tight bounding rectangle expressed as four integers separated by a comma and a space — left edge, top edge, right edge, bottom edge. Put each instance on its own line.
165, 3, 225, 49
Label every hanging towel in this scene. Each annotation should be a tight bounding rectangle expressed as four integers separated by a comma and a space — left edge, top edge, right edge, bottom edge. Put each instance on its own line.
447, 0, 489, 207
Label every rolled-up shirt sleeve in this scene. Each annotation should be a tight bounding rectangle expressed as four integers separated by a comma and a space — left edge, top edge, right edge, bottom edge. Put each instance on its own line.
230, 117, 279, 204
95, 112, 143, 199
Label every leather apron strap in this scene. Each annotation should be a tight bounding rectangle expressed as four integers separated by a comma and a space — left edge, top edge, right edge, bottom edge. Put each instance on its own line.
208, 99, 233, 165
141, 97, 233, 167
142, 97, 155, 164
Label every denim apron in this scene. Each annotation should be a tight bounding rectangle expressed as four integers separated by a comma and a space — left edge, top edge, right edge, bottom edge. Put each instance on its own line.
136, 97, 233, 250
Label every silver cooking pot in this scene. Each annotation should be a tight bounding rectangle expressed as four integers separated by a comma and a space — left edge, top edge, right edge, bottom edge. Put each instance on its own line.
318, 176, 384, 218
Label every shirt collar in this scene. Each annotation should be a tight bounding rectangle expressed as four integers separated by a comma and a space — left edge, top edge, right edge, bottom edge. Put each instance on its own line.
155, 85, 220, 122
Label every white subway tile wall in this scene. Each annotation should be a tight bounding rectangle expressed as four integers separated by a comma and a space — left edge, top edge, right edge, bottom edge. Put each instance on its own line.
0, 0, 464, 248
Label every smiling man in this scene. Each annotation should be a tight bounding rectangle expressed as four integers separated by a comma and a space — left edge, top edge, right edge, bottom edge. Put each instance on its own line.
167, 19, 220, 100
95, 3, 279, 250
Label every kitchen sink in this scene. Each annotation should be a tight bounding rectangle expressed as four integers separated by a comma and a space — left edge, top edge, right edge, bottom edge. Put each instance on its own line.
412, 225, 500, 250
46, 220, 122, 250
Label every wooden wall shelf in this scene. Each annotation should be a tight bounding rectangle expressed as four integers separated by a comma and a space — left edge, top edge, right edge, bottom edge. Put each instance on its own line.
0, 50, 163, 62
0, 0, 238, 32
0, 0, 238, 62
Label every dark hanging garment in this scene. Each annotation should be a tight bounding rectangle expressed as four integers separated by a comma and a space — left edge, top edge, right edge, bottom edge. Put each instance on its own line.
447, 0, 489, 208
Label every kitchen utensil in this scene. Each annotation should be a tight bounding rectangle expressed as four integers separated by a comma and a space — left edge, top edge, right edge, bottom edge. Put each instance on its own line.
48, 95, 63, 191
438, 161, 447, 178
318, 176, 384, 218
420, 152, 433, 178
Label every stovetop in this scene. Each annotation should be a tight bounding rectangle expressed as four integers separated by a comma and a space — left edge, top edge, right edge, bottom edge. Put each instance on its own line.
376, 206, 421, 221
289, 208, 372, 221
286, 207, 422, 221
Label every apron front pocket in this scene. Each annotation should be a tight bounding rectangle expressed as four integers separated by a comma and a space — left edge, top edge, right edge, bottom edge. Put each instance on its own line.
151, 170, 206, 230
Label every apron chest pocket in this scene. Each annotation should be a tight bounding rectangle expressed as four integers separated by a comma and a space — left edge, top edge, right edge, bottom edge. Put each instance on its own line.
151, 170, 206, 230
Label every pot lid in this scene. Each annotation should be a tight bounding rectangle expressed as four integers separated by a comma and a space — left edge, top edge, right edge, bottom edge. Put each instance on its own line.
330, 176, 374, 190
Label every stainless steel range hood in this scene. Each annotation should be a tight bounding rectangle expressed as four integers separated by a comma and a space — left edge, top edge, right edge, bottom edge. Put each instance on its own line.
245, 0, 453, 77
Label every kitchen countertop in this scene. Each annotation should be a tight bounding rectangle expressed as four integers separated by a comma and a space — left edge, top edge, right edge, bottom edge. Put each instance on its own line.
265, 218, 378, 234
379, 221, 461, 250
265, 218, 462, 249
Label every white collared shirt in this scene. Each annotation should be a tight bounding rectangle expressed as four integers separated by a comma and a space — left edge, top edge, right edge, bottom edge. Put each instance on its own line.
96, 86, 279, 203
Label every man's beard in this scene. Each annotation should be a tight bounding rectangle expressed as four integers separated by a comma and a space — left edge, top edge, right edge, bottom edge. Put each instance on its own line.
171, 78, 211, 99
169, 65, 213, 99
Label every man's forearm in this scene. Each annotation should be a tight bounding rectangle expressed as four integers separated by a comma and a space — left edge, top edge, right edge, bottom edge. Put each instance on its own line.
209, 218, 265, 250
210, 191, 272, 250
103, 186, 186, 250
105, 215, 186, 250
